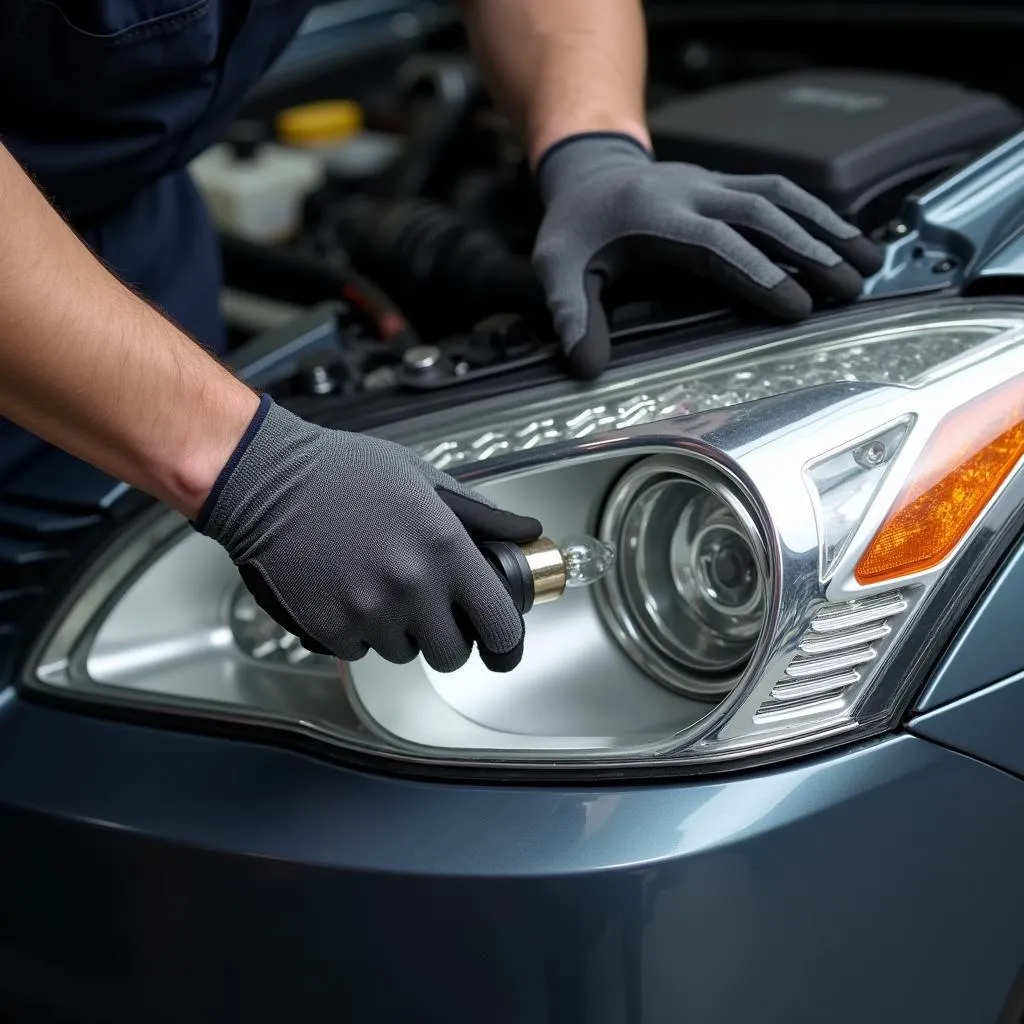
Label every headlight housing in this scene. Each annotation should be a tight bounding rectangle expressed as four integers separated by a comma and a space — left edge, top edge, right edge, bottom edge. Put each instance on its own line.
21, 299, 1024, 777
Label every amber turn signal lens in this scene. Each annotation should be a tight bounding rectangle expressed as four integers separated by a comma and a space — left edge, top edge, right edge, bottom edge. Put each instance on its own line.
856, 375, 1024, 584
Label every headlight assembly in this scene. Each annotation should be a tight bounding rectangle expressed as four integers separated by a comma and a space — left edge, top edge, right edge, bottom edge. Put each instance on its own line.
20, 299, 1024, 777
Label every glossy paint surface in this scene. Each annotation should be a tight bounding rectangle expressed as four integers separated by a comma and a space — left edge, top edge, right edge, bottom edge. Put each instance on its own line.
2, 695, 1024, 1023
916, 539, 1024, 713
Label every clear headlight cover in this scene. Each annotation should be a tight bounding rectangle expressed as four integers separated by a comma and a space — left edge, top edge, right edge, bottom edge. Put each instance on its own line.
22, 300, 1024, 775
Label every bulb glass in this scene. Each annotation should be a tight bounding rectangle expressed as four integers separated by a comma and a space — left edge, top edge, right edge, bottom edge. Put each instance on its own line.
559, 536, 617, 588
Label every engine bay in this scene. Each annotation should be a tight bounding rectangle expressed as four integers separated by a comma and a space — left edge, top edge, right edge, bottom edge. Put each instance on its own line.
200, 4, 1024, 424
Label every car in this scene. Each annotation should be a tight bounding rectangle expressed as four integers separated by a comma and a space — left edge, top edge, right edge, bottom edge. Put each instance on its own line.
5, 3, 1024, 1022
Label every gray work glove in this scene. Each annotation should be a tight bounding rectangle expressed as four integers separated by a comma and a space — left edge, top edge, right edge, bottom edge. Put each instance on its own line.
195, 395, 542, 673
533, 132, 885, 378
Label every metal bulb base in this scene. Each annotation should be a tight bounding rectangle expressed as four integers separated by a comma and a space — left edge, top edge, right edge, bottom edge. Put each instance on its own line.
479, 534, 616, 615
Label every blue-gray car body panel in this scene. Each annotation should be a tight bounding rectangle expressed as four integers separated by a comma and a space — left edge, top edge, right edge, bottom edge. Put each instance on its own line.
910, 671, 1024, 781
916, 538, 1024, 713
975, 227, 1024, 283
2, 694, 1024, 1024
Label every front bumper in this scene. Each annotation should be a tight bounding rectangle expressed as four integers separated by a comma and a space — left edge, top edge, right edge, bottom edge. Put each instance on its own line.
1, 693, 1023, 1024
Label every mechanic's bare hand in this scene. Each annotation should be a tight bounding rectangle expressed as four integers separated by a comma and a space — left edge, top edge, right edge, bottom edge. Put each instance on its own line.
533, 132, 884, 379
195, 396, 541, 673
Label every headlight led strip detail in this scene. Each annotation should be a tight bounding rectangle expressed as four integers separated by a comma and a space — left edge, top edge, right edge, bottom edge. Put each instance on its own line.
398, 308, 1019, 473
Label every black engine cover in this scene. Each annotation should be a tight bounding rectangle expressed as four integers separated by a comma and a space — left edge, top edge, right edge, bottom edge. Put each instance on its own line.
648, 69, 1023, 222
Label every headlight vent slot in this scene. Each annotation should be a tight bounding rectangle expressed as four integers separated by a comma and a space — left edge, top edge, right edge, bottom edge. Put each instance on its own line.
756, 590, 910, 719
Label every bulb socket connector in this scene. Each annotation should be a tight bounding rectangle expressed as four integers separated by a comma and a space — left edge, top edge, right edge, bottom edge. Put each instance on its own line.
479, 536, 567, 615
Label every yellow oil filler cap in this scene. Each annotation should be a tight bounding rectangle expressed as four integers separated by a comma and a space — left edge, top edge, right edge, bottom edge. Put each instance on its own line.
276, 100, 364, 146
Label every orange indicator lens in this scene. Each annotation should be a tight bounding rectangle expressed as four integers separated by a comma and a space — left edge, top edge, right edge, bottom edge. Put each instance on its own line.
856, 375, 1024, 584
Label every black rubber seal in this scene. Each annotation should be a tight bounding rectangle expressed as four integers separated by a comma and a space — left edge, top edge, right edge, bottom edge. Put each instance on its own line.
479, 541, 535, 615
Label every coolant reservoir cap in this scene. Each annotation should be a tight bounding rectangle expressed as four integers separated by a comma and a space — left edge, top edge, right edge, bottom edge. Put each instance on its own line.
277, 100, 364, 145
226, 119, 267, 161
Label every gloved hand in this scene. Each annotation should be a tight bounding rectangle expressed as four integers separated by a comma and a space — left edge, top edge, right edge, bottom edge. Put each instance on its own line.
195, 395, 542, 673
533, 132, 885, 378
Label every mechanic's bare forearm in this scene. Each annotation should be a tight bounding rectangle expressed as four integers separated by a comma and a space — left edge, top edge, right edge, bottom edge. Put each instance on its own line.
0, 144, 258, 519
458, 0, 650, 166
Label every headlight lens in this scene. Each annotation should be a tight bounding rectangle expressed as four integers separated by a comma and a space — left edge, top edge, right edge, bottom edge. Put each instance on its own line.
21, 299, 1024, 776
600, 458, 767, 698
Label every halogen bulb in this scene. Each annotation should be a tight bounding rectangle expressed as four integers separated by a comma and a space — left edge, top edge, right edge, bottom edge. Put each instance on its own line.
559, 535, 617, 588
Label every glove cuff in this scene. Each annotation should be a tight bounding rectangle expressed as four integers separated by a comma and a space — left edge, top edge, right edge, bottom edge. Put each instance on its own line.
535, 132, 654, 206
192, 391, 273, 532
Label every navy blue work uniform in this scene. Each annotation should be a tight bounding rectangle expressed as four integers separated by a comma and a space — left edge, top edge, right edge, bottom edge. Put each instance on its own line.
0, 1, 315, 481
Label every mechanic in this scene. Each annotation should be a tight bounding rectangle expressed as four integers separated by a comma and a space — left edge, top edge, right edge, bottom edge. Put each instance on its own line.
0, 1, 883, 675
